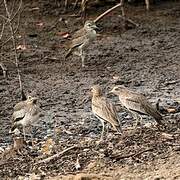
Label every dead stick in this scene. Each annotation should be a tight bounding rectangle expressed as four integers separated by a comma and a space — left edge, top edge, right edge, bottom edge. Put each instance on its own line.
3, 0, 24, 99
110, 148, 153, 160
94, 3, 138, 27
34, 145, 78, 165
0, 62, 7, 78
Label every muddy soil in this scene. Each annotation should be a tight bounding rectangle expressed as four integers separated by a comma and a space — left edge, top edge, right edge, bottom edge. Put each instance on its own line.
0, 1, 180, 179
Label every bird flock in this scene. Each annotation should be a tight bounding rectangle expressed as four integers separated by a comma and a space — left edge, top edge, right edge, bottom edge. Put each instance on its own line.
10, 20, 167, 143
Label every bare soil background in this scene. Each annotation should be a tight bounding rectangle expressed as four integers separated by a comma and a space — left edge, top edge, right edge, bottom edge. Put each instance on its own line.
0, 1, 180, 179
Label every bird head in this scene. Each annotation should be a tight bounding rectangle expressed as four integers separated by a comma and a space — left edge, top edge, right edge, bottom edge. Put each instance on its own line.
110, 85, 126, 95
26, 96, 38, 104
91, 85, 102, 97
84, 20, 98, 30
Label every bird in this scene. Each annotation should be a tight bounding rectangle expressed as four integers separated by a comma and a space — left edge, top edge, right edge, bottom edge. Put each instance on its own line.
91, 85, 122, 140
110, 85, 164, 127
10, 96, 41, 141
65, 20, 98, 68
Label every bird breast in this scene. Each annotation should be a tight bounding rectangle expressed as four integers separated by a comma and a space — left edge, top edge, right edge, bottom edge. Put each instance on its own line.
17, 106, 40, 126
87, 29, 96, 40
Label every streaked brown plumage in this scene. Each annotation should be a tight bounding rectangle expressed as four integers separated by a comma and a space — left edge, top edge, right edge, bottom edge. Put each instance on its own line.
91, 85, 122, 140
110, 85, 164, 127
10, 96, 41, 140
65, 20, 98, 67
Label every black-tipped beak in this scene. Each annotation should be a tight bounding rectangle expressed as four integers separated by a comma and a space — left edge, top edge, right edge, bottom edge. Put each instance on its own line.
32, 97, 38, 103
93, 25, 99, 30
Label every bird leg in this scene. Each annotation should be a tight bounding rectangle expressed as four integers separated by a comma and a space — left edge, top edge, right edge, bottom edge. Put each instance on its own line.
23, 127, 26, 141
73, 0, 79, 9
135, 114, 143, 128
145, 0, 150, 11
64, 0, 68, 12
129, 110, 142, 128
79, 48, 85, 67
30, 126, 34, 147
99, 119, 105, 141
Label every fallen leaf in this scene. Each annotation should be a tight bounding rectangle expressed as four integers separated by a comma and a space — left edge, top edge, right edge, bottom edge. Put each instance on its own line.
113, 75, 120, 80
57, 32, 70, 38
161, 132, 174, 140
167, 108, 176, 113
41, 138, 55, 155
16, 45, 27, 50
13, 137, 25, 150
75, 157, 81, 170
36, 22, 44, 27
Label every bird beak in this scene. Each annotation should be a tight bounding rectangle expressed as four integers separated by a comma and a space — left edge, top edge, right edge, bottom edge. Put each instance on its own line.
93, 24, 99, 30
32, 97, 38, 103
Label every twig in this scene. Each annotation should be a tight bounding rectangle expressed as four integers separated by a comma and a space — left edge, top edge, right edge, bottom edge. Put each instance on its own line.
0, 1, 22, 48
0, 19, 5, 40
94, 2, 138, 27
110, 148, 153, 160
34, 145, 78, 165
3, 0, 23, 98
0, 62, 7, 78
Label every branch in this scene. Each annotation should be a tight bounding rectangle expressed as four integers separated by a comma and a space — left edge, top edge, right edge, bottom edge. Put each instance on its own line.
110, 148, 153, 160
34, 145, 78, 165
0, 11, 21, 48
94, 2, 138, 27
3, 0, 23, 98
0, 0, 22, 48
0, 19, 5, 41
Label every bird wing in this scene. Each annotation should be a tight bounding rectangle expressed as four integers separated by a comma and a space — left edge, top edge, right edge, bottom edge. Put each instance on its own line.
12, 108, 26, 122
92, 97, 120, 127
13, 101, 26, 111
72, 28, 86, 39
70, 34, 88, 49
126, 95, 163, 124
124, 94, 148, 115
139, 97, 163, 124
12, 101, 27, 122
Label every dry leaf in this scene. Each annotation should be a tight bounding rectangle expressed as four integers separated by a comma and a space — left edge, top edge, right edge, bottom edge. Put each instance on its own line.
36, 22, 44, 27
28, 173, 41, 180
113, 75, 120, 80
16, 45, 27, 50
30, 7, 40, 11
167, 108, 176, 113
41, 138, 55, 155
0, 147, 4, 153
75, 157, 81, 170
13, 137, 25, 150
57, 32, 70, 38
161, 132, 174, 140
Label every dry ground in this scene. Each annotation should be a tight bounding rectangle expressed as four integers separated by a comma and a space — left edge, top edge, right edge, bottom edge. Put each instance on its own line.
0, 0, 180, 179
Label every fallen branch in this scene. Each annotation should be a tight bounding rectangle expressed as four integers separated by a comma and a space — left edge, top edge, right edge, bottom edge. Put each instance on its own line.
34, 145, 78, 165
94, 2, 138, 27
110, 148, 153, 160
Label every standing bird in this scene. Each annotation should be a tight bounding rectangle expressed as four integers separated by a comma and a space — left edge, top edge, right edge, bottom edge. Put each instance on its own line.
91, 85, 122, 140
65, 20, 98, 68
10, 96, 41, 140
110, 85, 164, 127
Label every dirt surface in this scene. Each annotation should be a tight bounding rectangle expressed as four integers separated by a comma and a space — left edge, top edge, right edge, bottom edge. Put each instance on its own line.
0, 1, 180, 179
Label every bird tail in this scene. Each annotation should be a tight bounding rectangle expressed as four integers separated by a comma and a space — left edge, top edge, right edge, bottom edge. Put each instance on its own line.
144, 103, 164, 126
65, 49, 72, 58
113, 124, 123, 134
153, 113, 164, 126
9, 123, 21, 135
